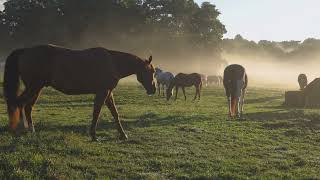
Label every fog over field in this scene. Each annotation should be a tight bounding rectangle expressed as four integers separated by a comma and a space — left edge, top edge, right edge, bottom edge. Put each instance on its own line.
221, 54, 319, 89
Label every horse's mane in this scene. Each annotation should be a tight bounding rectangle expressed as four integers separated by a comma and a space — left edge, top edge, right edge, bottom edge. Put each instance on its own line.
108, 50, 144, 62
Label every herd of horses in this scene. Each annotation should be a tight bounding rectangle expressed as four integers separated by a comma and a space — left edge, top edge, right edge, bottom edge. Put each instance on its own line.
2, 45, 247, 141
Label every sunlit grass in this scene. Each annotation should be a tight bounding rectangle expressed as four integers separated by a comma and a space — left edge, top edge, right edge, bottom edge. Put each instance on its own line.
0, 84, 319, 179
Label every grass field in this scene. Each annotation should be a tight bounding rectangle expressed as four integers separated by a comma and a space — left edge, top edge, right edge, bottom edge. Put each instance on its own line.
0, 82, 320, 179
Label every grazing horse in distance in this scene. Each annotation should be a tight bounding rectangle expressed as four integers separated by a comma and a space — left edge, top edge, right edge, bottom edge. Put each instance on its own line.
154, 68, 174, 97
218, 75, 223, 84
166, 73, 202, 101
207, 75, 222, 86
298, 74, 308, 90
223, 64, 248, 118
3, 44, 156, 141
200, 74, 208, 87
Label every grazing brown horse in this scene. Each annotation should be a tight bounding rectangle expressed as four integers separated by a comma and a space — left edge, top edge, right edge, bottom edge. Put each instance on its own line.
223, 64, 248, 118
298, 73, 308, 90
166, 73, 202, 101
3, 44, 156, 141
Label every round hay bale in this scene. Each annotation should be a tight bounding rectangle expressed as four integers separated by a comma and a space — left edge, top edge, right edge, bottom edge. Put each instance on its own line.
284, 91, 305, 107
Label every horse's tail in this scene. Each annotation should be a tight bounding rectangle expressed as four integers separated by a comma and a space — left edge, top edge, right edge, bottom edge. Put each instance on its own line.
3, 49, 25, 130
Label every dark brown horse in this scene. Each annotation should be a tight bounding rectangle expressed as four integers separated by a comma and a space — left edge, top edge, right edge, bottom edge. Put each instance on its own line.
298, 73, 308, 90
166, 73, 202, 101
223, 64, 248, 118
3, 44, 156, 141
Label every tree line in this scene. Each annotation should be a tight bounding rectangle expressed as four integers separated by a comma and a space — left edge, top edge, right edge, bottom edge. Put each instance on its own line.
0, 0, 227, 69
223, 34, 320, 62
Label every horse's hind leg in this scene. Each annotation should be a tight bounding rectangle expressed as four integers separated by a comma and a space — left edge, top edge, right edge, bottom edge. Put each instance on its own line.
193, 86, 199, 101
24, 88, 42, 132
105, 92, 127, 140
198, 83, 202, 100
157, 82, 161, 96
240, 89, 246, 117
162, 85, 165, 97
182, 87, 187, 100
90, 91, 109, 141
16, 85, 43, 132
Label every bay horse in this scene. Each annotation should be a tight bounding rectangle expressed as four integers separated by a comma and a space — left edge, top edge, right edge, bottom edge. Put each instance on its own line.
3, 44, 156, 141
154, 68, 174, 97
166, 73, 202, 101
223, 64, 248, 118
298, 73, 308, 90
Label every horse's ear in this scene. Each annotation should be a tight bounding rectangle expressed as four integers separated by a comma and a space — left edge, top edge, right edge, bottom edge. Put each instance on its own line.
148, 56, 152, 64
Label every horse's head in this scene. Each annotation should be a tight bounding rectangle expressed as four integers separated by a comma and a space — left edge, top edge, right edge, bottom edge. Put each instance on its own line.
136, 56, 156, 95
155, 67, 162, 74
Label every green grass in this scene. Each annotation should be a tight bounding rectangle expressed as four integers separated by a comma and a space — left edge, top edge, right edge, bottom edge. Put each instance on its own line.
0, 83, 320, 179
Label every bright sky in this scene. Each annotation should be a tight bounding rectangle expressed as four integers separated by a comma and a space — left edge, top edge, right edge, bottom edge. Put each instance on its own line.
196, 0, 320, 41
1, 0, 319, 41
0, 0, 3, 10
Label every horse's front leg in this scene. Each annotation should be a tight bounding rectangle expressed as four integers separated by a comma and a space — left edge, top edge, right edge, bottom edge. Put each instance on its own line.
105, 92, 128, 140
175, 86, 179, 100
157, 82, 161, 96
90, 91, 109, 141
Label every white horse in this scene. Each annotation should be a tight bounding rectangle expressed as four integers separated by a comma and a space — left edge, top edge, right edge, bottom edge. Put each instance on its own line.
155, 68, 174, 97
200, 74, 208, 87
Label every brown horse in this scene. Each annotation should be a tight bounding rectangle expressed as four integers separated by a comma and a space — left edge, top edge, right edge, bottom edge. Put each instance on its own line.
223, 64, 248, 118
166, 73, 202, 101
298, 73, 308, 90
3, 44, 156, 141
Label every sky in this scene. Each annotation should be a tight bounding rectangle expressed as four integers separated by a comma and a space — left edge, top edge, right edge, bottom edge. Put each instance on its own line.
1, 0, 320, 42
196, 0, 320, 42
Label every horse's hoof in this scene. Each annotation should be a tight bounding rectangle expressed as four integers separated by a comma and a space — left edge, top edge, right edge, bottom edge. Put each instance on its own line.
92, 137, 100, 142
119, 133, 128, 140
29, 127, 35, 133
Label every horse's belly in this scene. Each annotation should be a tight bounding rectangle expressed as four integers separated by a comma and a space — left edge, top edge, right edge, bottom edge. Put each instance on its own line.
49, 59, 118, 94
50, 82, 96, 95
50, 76, 118, 95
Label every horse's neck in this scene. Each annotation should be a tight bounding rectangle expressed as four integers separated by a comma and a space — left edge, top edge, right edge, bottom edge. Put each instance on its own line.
155, 71, 162, 78
112, 55, 142, 79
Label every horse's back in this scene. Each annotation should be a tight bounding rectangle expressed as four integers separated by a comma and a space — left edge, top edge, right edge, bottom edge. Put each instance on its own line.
174, 73, 201, 86
156, 71, 174, 85
224, 64, 246, 82
223, 64, 247, 96
17, 45, 118, 94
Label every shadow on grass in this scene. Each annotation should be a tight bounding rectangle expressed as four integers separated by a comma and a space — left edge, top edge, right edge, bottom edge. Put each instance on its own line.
245, 109, 320, 130
246, 95, 283, 104
0, 113, 208, 138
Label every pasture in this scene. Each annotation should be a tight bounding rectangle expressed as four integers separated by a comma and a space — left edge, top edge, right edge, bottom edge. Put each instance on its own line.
0, 82, 320, 179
